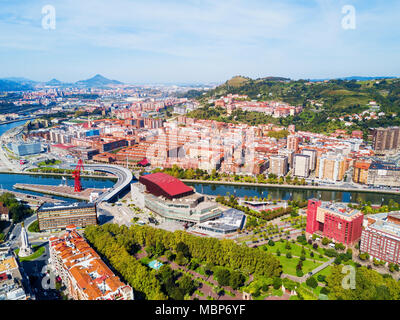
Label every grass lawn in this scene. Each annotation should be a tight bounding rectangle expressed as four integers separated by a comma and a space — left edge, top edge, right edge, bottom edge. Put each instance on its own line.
276, 255, 322, 276
314, 265, 332, 278
262, 241, 328, 262
14, 245, 45, 261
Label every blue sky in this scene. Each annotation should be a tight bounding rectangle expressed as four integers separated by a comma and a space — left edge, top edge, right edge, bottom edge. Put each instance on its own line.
0, 0, 399, 84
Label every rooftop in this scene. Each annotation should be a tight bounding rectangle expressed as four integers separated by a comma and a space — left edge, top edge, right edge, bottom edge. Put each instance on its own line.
38, 201, 96, 212
320, 202, 361, 218
139, 172, 194, 199
50, 229, 130, 300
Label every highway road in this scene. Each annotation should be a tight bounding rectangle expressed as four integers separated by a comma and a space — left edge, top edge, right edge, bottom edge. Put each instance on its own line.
67, 163, 134, 203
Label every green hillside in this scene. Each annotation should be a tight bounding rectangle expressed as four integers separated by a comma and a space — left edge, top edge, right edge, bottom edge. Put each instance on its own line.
187, 76, 400, 136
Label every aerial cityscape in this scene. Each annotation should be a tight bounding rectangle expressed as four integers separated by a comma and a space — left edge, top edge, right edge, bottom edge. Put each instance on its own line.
1, 0, 400, 306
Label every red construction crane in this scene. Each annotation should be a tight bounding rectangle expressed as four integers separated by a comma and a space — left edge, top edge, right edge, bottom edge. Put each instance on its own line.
72, 159, 84, 192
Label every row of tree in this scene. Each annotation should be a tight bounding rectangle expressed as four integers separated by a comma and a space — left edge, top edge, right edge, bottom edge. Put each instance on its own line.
84, 223, 282, 299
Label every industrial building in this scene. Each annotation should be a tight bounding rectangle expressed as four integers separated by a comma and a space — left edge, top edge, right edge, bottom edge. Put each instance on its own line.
36, 202, 97, 232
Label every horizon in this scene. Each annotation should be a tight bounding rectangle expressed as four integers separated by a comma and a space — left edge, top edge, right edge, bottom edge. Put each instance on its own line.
1, 73, 399, 86
0, 0, 399, 83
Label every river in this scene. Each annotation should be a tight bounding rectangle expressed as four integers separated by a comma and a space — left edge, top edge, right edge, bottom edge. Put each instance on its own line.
0, 119, 29, 136
186, 182, 400, 205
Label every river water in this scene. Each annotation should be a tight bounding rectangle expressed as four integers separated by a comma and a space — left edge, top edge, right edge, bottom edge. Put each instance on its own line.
186, 182, 400, 206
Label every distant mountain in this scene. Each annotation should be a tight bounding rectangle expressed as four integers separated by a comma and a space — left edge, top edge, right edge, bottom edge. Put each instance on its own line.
1, 77, 38, 85
309, 76, 398, 82
45, 78, 63, 86
0, 79, 33, 91
75, 74, 123, 87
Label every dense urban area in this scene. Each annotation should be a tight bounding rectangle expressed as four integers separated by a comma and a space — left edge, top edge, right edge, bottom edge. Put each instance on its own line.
1, 74, 400, 301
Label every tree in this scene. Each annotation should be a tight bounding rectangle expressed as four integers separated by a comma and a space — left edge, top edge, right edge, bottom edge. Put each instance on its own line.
322, 237, 331, 246
229, 271, 245, 290
272, 277, 282, 290
214, 268, 231, 287
176, 241, 191, 258
306, 277, 318, 289
177, 275, 196, 296
286, 252, 292, 259
175, 251, 187, 266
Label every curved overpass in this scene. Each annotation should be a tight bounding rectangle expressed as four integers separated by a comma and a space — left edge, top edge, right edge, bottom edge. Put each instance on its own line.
69, 163, 133, 203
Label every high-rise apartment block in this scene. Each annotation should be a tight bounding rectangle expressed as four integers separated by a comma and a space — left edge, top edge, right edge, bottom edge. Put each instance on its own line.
278, 149, 295, 169
372, 127, 400, 154
287, 135, 300, 152
301, 149, 317, 171
352, 160, 371, 184
269, 155, 288, 176
315, 153, 346, 182
293, 154, 310, 178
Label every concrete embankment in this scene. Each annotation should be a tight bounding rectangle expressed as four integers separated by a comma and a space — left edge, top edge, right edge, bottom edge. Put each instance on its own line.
13, 183, 105, 201
181, 179, 400, 196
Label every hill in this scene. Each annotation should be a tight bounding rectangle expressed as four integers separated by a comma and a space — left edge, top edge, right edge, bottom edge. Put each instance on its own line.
0, 79, 34, 91
187, 76, 400, 135
201, 76, 400, 113
45, 78, 63, 86
75, 74, 123, 87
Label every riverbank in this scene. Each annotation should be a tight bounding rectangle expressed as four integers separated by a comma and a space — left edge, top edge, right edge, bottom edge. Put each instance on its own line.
0, 117, 35, 126
181, 179, 400, 196
0, 170, 117, 180
14, 183, 103, 201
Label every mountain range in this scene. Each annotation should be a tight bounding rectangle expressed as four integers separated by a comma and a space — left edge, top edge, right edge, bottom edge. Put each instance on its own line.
0, 74, 124, 91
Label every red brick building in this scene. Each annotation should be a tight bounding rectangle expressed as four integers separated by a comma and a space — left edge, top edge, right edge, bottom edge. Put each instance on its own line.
306, 199, 363, 245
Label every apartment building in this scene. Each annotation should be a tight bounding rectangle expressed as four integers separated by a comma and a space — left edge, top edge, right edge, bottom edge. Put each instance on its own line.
360, 212, 400, 265
315, 153, 346, 182
352, 160, 371, 184
293, 154, 310, 178
287, 135, 300, 152
269, 155, 288, 176
278, 149, 295, 169
372, 127, 400, 154
49, 227, 134, 300
37, 202, 97, 232
301, 149, 317, 171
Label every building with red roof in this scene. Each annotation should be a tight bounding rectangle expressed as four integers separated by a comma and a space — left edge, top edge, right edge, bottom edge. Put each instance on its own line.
132, 173, 221, 224
139, 172, 194, 200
